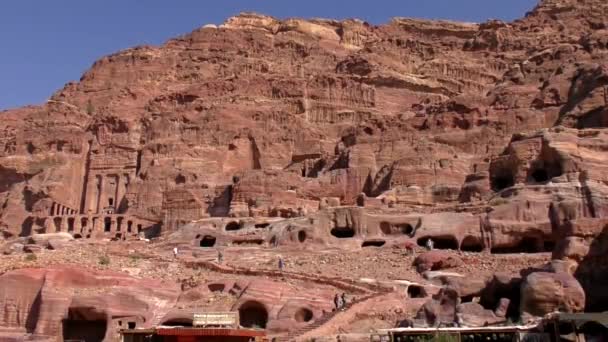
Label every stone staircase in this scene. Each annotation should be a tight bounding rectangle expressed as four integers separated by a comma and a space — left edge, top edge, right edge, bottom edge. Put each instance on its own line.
273, 290, 389, 342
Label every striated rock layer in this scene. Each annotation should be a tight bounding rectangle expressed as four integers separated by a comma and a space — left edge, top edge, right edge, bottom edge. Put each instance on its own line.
1, 0, 608, 339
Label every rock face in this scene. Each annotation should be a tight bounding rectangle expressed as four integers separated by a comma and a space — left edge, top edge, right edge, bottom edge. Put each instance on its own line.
0, 267, 335, 340
1, 0, 608, 337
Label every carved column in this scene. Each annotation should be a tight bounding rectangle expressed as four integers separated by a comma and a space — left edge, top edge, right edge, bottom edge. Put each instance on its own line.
116, 174, 126, 213
44, 218, 54, 234
92, 217, 101, 233
84, 174, 98, 214
74, 217, 82, 234
60, 217, 69, 232
97, 175, 105, 214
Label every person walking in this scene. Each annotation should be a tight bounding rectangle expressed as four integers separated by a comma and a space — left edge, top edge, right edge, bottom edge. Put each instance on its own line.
341, 293, 348, 310
173, 247, 179, 258
217, 250, 223, 264
333, 293, 340, 311
425, 238, 434, 251
278, 257, 284, 271
336, 294, 344, 311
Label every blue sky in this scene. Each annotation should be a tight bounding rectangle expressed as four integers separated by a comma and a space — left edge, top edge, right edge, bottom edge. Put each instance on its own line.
0, 0, 537, 110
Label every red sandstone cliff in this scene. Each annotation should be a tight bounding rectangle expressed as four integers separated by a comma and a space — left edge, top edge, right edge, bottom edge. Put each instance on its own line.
0, 0, 607, 338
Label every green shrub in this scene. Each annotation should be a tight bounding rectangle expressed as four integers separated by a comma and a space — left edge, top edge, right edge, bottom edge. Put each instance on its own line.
99, 255, 110, 265
25, 253, 37, 262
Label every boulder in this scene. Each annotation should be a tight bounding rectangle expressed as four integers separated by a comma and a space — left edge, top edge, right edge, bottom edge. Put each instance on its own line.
520, 271, 585, 317
31, 233, 74, 246
414, 251, 463, 273
47, 239, 70, 250
415, 288, 459, 326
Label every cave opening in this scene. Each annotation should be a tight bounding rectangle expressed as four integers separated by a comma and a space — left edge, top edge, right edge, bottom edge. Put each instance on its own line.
331, 227, 356, 238
239, 301, 268, 329
531, 168, 550, 183
380, 222, 414, 236
298, 231, 307, 243
116, 217, 123, 232
460, 236, 484, 252
255, 223, 270, 229
491, 174, 515, 192
62, 308, 107, 342
543, 240, 555, 252
407, 285, 426, 299
362, 240, 386, 248
225, 221, 241, 231
295, 308, 314, 323
491, 237, 542, 254
175, 174, 186, 184
208, 283, 226, 293
67, 217, 75, 232
199, 236, 217, 248
161, 319, 193, 327
417, 236, 459, 250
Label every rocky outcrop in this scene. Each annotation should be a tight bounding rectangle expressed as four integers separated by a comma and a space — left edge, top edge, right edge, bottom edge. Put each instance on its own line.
0, 266, 341, 340
520, 271, 585, 317
414, 251, 463, 273
1, 0, 608, 337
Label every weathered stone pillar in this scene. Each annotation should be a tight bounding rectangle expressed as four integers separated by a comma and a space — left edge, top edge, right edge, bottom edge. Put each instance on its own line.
60, 217, 69, 232
44, 218, 54, 234
92, 217, 101, 233
84, 174, 98, 214
74, 217, 82, 234
116, 174, 127, 213
97, 175, 105, 214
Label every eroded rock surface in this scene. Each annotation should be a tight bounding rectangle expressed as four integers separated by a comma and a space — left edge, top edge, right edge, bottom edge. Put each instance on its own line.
1, 0, 608, 340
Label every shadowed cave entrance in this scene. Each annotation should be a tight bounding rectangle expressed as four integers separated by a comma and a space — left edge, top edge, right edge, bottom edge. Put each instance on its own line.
62, 308, 107, 342
460, 236, 484, 252
417, 236, 459, 250
161, 318, 193, 327
380, 222, 414, 236
239, 301, 268, 329
295, 308, 314, 323
362, 240, 386, 248
225, 221, 241, 231
331, 226, 355, 238
491, 173, 515, 192
199, 235, 217, 247
491, 237, 546, 254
